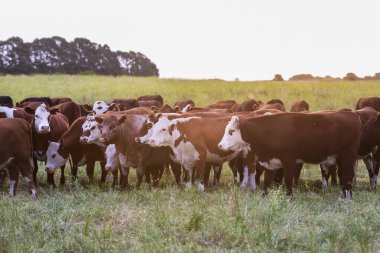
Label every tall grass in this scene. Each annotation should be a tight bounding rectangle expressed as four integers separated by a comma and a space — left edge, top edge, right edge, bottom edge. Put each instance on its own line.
0, 75, 380, 252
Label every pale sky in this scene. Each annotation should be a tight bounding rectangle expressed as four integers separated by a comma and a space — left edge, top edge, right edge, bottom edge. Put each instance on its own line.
1, 0, 379, 80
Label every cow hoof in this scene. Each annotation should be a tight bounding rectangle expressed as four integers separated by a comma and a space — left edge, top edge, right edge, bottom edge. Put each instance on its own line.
185, 182, 192, 189
30, 189, 37, 199
339, 190, 352, 200
198, 183, 205, 192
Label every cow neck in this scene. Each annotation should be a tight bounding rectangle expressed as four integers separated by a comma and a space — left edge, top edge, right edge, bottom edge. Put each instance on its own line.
61, 118, 85, 149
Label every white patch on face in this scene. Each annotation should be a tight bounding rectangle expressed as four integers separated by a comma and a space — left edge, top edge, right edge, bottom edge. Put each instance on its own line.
198, 183, 205, 192
9, 180, 16, 196
34, 104, 51, 134
147, 116, 176, 147
249, 172, 256, 190
0, 157, 13, 170
241, 166, 249, 187
81, 116, 102, 144
218, 116, 250, 155
0, 106, 15, 118
45, 142, 67, 172
259, 158, 283, 170
92, 101, 109, 115
105, 144, 119, 171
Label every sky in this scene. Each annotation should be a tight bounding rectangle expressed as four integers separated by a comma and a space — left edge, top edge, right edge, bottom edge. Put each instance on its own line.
1, 0, 379, 80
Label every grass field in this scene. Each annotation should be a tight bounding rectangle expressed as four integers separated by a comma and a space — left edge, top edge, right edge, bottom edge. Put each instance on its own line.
0, 75, 380, 252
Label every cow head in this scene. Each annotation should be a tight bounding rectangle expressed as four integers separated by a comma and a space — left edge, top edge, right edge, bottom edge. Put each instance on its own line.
100, 115, 126, 144
25, 103, 59, 134
45, 142, 69, 173
140, 116, 176, 147
92, 101, 118, 115
135, 117, 156, 144
105, 144, 119, 172
218, 116, 245, 151
80, 114, 104, 145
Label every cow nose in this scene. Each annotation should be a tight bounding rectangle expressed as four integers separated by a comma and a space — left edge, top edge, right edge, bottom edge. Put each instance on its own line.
218, 144, 222, 149
41, 125, 50, 131
79, 136, 88, 143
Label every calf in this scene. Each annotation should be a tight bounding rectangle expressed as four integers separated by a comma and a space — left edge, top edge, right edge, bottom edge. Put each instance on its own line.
356, 97, 380, 111
218, 111, 362, 199
25, 104, 69, 186
0, 118, 36, 197
45, 117, 109, 184
0, 96, 13, 107
290, 100, 310, 112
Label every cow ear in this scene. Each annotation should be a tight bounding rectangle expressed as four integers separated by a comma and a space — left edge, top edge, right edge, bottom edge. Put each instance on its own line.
151, 106, 159, 113
231, 116, 240, 126
81, 104, 93, 113
95, 117, 104, 124
49, 107, 60, 115
118, 115, 127, 125
174, 106, 181, 113
24, 106, 35, 114
156, 113, 162, 120
169, 124, 175, 135
108, 103, 119, 111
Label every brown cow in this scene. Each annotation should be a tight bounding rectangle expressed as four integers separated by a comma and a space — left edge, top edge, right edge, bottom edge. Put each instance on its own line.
174, 100, 195, 111
112, 99, 139, 111
230, 99, 262, 112
290, 100, 310, 112
24, 104, 69, 187
137, 95, 163, 107
0, 118, 36, 197
207, 100, 237, 109
0, 106, 34, 124
51, 97, 72, 106
355, 97, 380, 111
138, 100, 162, 108
50, 101, 81, 125
218, 111, 362, 199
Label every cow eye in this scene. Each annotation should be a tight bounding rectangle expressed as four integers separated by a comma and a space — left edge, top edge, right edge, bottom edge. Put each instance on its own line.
52, 154, 56, 158
147, 123, 152, 129
109, 125, 115, 130
35, 115, 39, 118
229, 129, 235, 135
91, 126, 95, 131
97, 107, 102, 110
162, 128, 166, 132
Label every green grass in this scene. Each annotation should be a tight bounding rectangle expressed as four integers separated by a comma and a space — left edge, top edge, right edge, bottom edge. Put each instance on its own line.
1, 75, 380, 252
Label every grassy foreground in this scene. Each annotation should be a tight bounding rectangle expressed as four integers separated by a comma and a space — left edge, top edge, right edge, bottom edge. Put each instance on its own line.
0, 75, 380, 252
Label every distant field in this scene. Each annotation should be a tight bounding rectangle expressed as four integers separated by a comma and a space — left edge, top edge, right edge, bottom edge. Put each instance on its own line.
0, 75, 380, 252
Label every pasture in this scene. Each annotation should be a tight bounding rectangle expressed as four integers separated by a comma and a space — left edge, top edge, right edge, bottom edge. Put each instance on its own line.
1, 75, 380, 252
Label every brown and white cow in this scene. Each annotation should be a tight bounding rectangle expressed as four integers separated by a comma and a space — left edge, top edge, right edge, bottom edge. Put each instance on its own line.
90, 101, 119, 115
0, 118, 36, 198
0, 106, 34, 124
218, 111, 362, 199
24, 103, 69, 186
174, 100, 195, 112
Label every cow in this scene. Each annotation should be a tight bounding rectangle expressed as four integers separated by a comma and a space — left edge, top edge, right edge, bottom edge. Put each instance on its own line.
137, 115, 248, 191
51, 97, 72, 106
356, 97, 380, 112
112, 99, 139, 111
174, 100, 195, 111
258, 103, 286, 112
90, 101, 119, 115
24, 104, 69, 187
0, 96, 13, 107
155, 104, 181, 113
231, 99, 262, 112
17, 97, 53, 107
290, 100, 310, 112
44, 117, 111, 185
138, 100, 162, 108
267, 99, 284, 106
206, 100, 237, 109
137, 95, 164, 107
218, 111, 362, 199
50, 101, 81, 125
0, 106, 34, 124
0, 118, 36, 198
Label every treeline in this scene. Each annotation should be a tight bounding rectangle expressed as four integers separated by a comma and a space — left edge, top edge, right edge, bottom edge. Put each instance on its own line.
0, 37, 159, 76
273, 72, 380, 81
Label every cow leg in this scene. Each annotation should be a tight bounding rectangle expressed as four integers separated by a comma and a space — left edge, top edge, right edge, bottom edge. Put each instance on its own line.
120, 166, 130, 189
263, 169, 275, 195
32, 157, 38, 185
136, 166, 144, 187
111, 169, 118, 188
170, 162, 181, 185
320, 164, 329, 190
195, 154, 207, 191
363, 157, 376, 189
352, 160, 359, 185
200, 163, 211, 190
60, 166, 65, 185
21, 174, 37, 199
213, 164, 222, 186
144, 166, 151, 184
71, 165, 78, 181
274, 168, 284, 185
152, 164, 162, 187
47, 172, 56, 188
293, 163, 303, 186
86, 159, 95, 183
329, 165, 338, 186
8, 166, 19, 197
283, 163, 295, 197
255, 163, 264, 186
247, 160, 256, 191
338, 155, 356, 200
240, 165, 249, 188
100, 161, 107, 184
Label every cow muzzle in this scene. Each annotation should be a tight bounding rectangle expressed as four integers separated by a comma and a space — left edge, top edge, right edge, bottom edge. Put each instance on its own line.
38, 125, 51, 134
79, 136, 89, 143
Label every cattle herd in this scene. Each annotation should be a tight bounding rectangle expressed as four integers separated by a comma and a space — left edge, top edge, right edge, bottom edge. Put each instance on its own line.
1, 94, 380, 200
